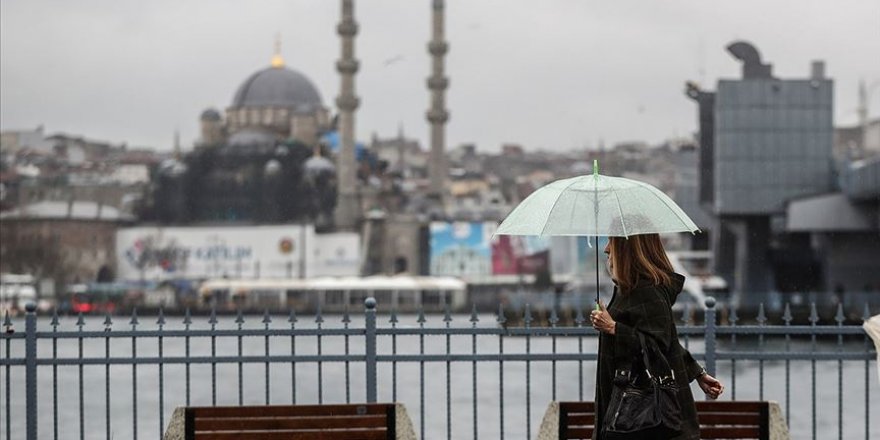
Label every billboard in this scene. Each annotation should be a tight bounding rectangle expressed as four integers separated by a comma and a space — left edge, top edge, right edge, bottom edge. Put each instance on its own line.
491, 235, 551, 275
116, 225, 359, 281
429, 222, 494, 276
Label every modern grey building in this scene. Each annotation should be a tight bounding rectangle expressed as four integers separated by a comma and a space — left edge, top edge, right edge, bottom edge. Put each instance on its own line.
687, 41, 878, 312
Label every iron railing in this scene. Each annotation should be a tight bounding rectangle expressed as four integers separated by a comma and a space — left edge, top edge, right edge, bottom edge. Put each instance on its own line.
1, 298, 876, 440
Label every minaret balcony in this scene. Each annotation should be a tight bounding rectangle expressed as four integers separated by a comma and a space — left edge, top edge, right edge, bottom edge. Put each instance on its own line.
426, 109, 450, 124
336, 95, 361, 112
427, 76, 449, 90
428, 41, 449, 56
337, 21, 358, 37
336, 59, 360, 74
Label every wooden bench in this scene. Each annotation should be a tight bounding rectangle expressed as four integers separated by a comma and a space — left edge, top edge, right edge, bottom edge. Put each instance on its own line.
538, 400, 789, 440
163, 403, 416, 440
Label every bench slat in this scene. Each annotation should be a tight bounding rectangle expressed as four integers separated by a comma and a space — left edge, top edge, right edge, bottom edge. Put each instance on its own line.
695, 401, 766, 413
698, 412, 761, 425
195, 414, 388, 431
559, 402, 595, 412
190, 404, 389, 418
194, 429, 388, 440
563, 427, 594, 439
699, 426, 762, 439
564, 414, 594, 425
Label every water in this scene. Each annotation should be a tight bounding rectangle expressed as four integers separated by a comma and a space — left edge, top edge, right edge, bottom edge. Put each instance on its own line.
2, 314, 877, 439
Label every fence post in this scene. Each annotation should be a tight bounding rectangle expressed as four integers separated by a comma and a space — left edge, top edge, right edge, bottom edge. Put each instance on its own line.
365, 297, 377, 403
25, 302, 37, 440
704, 297, 716, 378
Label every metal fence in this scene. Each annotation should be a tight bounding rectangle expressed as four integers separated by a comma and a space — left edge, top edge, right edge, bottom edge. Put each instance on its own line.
1, 297, 876, 440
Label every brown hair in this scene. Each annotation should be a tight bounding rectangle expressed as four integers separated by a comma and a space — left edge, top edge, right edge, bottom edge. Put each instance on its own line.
608, 234, 674, 293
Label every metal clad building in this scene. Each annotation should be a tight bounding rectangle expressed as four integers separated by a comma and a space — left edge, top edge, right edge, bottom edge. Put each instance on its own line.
714, 78, 833, 214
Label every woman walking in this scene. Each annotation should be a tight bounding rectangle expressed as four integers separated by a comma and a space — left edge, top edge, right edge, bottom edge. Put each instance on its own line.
590, 234, 724, 440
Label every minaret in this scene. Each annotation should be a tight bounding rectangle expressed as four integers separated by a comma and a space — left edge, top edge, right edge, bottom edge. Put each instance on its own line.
334, 0, 360, 230
426, 0, 449, 200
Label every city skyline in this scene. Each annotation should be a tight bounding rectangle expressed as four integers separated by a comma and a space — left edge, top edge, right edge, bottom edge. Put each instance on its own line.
1, 0, 879, 152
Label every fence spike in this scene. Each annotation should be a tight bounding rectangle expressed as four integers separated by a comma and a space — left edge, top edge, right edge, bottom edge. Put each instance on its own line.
681, 302, 691, 325
208, 305, 218, 325
443, 301, 452, 323
50, 308, 60, 327
864, 302, 872, 322
342, 306, 351, 324
157, 307, 166, 326
288, 309, 298, 324
262, 309, 272, 325
835, 302, 845, 325
3, 310, 12, 331
417, 305, 426, 324
389, 307, 399, 324
315, 303, 324, 324
76, 312, 85, 328
235, 308, 245, 325
549, 304, 559, 327
728, 305, 739, 326
496, 302, 507, 324
103, 312, 113, 328
574, 304, 584, 326
782, 303, 792, 325
524, 303, 533, 327
183, 307, 192, 326
757, 303, 766, 325
470, 302, 479, 323
130, 307, 139, 326
809, 302, 819, 325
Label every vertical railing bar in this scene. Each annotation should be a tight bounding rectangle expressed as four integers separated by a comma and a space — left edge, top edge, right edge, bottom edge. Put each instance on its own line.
184, 308, 192, 407
209, 306, 217, 406
444, 300, 452, 440
470, 303, 479, 440
730, 305, 738, 400
24, 304, 37, 440
418, 307, 426, 440
130, 308, 138, 440
364, 298, 377, 404
525, 303, 532, 440
390, 309, 398, 402
864, 303, 871, 440
757, 303, 765, 401
575, 300, 584, 401
550, 303, 558, 402
157, 309, 166, 439
51, 310, 59, 440
835, 303, 844, 440
682, 302, 691, 350
103, 313, 112, 440
316, 304, 324, 405
77, 313, 85, 440
704, 298, 717, 391
5, 310, 12, 440
783, 304, 791, 424
343, 306, 351, 404
497, 303, 506, 440
236, 309, 244, 406
289, 310, 297, 404
263, 310, 271, 405
810, 302, 818, 440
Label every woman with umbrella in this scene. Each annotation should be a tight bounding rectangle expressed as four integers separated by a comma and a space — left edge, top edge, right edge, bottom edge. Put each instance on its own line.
589, 233, 723, 439
495, 162, 724, 439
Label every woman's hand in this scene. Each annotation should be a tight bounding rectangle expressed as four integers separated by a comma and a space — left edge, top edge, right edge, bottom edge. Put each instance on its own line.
590, 300, 616, 335
697, 373, 724, 399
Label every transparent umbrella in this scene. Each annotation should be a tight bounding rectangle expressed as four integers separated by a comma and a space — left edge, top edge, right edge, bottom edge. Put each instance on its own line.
494, 161, 700, 307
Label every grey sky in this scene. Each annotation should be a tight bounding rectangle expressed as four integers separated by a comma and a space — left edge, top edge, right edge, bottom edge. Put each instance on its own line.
2, 0, 879, 153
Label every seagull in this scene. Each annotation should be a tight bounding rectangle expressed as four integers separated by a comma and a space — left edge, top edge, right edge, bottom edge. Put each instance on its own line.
384, 55, 405, 66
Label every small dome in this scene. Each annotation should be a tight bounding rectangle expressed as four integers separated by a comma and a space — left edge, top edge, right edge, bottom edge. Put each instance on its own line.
200, 108, 222, 121
232, 66, 323, 113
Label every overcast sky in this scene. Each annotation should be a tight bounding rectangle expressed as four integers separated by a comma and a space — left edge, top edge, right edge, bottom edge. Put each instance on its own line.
2, 0, 879, 153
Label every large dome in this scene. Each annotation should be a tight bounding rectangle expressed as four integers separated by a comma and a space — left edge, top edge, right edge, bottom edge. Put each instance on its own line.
232, 66, 323, 112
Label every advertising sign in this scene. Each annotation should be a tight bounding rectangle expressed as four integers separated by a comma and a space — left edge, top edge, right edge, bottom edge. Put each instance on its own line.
116, 225, 360, 281
429, 222, 494, 276
491, 235, 551, 275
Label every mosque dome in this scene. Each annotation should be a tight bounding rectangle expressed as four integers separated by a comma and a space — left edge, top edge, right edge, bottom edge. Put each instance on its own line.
231, 64, 323, 113
200, 108, 222, 121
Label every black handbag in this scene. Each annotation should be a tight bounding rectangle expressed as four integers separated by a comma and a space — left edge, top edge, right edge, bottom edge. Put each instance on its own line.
602, 332, 682, 440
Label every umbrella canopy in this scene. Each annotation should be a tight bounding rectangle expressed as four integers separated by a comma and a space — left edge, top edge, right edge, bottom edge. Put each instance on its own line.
495, 172, 699, 237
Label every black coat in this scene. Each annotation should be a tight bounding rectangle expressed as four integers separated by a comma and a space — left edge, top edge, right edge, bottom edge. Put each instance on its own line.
592, 273, 704, 440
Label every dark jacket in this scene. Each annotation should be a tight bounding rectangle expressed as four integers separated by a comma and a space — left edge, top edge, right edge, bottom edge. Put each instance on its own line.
592, 272, 704, 440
